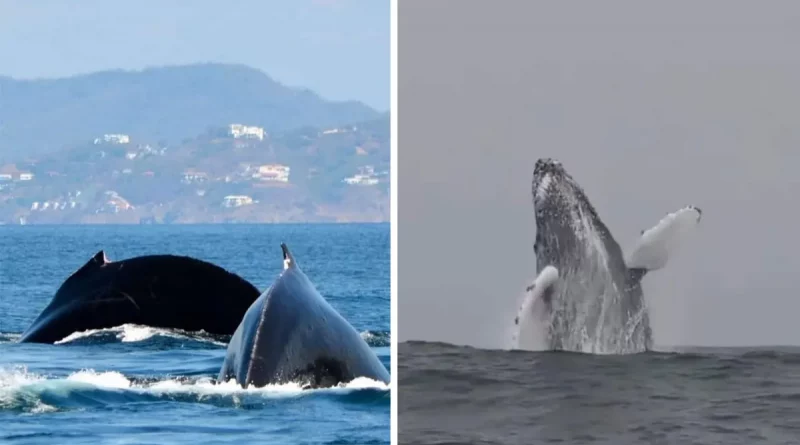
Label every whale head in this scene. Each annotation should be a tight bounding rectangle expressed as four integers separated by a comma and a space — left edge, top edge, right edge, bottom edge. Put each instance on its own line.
532, 158, 582, 207
531, 158, 613, 270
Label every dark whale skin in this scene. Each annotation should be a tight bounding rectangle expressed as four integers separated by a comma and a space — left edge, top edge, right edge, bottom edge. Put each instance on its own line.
218, 244, 390, 389
19, 251, 261, 344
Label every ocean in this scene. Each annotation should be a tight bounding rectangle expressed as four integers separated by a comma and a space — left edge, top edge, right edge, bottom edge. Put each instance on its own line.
0, 223, 390, 445
399, 341, 800, 445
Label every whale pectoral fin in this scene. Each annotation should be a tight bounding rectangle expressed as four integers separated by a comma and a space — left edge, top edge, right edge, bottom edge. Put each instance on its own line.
626, 205, 702, 273
511, 266, 558, 349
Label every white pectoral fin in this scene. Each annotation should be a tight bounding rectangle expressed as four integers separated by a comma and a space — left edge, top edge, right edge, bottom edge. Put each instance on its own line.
510, 266, 558, 349
626, 205, 702, 272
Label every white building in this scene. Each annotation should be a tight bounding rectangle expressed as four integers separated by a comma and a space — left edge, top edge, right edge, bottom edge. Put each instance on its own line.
343, 165, 379, 185
253, 164, 290, 182
222, 195, 254, 208
182, 169, 208, 184
97, 191, 134, 213
321, 125, 357, 135
343, 175, 379, 185
94, 134, 131, 145
229, 124, 265, 141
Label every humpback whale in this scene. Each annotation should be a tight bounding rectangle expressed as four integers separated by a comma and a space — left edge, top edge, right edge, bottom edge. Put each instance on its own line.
19, 251, 261, 343
511, 158, 702, 354
218, 243, 390, 389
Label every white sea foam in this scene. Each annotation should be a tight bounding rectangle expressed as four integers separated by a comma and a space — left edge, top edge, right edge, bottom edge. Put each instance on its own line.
66, 370, 132, 389
0, 333, 21, 343
54, 324, 227, 346
0, 366, 389, 411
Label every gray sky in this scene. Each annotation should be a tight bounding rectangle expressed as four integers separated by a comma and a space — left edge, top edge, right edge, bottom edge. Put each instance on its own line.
399, 0, 800, 349
0, 0, 389, 110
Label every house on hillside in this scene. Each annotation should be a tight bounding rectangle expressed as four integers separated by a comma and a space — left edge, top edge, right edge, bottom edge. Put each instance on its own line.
94, 134, 130, 145
222, 195, 254, 208
181, 169, 208, 184
253, 164, 290, 182
321, 125, 357, 136
0, 164, 34, 181
96, 191, 134, 214
229, 124, 265, 141
343, 165, 379, 186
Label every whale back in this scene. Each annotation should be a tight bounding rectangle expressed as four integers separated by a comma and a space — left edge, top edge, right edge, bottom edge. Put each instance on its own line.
19, 252, 261, 343
218, 244, 390, 388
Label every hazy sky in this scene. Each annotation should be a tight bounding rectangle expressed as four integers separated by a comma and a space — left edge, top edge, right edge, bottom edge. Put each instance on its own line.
399, 0, 800, 349
0, 0, 389, 110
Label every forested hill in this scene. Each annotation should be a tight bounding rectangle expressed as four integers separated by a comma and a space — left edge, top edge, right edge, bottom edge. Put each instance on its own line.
0, 63, 382, 159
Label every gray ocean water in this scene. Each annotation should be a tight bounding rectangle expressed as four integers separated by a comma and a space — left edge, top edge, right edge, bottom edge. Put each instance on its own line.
399, 341, 800, 445
0, 223, 390, 445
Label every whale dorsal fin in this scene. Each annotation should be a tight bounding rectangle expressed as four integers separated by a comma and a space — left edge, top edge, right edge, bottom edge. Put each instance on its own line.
92, 250, 110, 265
626, 205, 702, 277
281, 243, 297, 270
511, 265, 558, 349
70, 250, 110, 279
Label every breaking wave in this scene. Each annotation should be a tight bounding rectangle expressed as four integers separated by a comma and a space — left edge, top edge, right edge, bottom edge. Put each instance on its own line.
0, 366, 390, 414
361, 330, 390, 347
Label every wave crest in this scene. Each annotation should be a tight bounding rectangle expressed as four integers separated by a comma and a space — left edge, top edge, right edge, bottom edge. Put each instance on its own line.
0, 366, 390, 413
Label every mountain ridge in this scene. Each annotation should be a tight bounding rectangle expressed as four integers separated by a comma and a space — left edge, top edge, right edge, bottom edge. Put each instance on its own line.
0, 63, 381, 160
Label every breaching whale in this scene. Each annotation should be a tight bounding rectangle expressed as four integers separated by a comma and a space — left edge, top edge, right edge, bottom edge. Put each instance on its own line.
511, 158, 702, 354
218, 243, 390, 389
19, 251, 261, 343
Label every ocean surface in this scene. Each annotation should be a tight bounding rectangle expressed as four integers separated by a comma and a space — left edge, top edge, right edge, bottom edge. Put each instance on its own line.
399, 341, 800, 445
0, 224, 390, 445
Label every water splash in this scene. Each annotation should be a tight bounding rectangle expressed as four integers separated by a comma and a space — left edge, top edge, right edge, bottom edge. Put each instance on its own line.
0, 366, 390, 414
53, 324, 228, 346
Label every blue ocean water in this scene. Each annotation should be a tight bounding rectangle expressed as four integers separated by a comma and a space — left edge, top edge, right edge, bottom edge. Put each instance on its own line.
0, 224, 390, 445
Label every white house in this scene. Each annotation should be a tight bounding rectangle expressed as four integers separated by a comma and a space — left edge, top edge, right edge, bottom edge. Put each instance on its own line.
222, 195, 254, 208
181, 169, 208, 184
343, 175, 379, 185
229, 124, 265, 141
343, 165, 379, 185
253, 164, 290, 182
94, 134, 130, 145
